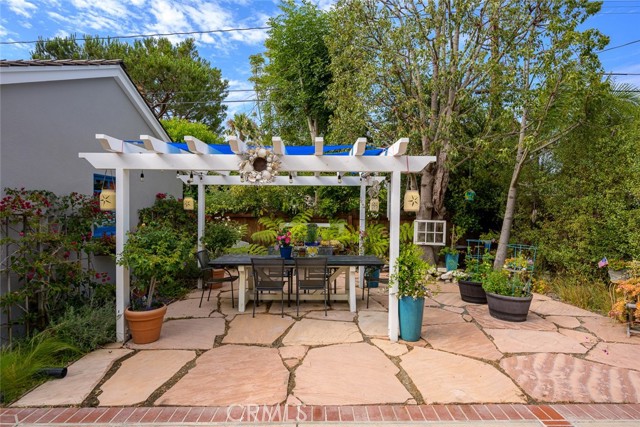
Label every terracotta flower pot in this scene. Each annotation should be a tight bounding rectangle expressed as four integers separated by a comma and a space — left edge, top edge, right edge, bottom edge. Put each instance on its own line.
124, 304, 167, 344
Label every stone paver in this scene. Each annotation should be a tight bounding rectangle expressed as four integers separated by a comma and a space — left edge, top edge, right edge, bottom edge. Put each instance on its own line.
501, 353, 640, 402
223, 314, 294, 345
485, 329, 588, 354
401, 348, 525, 403
558, 328, 599, 349
546, 315, 581, 329
282, 318, 363, 346
580, 316, 639, 343
166, 297, 216, 319
423, 323, 502, 361
98, 350, 195, 405
305, 309, 356, 322
423, 307, 465, 325
293, 342, 412, 405
438, 282, 461, 293
157, 345, 289, 406
13, 349, 132, 406
358, 311, 388, 337
357, 296, 387, 311
530, 299, 600, 317
370, 338, 409, 357
220, 298, 267, 320
586, 342, 640, 371
467, 305, 557, 331
433, 292, 468, 307
126, 317, 225, 350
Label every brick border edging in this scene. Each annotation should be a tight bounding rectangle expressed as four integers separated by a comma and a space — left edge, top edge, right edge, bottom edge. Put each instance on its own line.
1, 404, 639, 425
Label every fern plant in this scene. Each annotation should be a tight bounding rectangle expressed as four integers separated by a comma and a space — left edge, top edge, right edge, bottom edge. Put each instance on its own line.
250, 210, 313, 248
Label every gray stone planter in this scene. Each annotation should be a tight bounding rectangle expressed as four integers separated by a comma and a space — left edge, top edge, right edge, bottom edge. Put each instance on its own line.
486, 292, 532, 322
458, 280, 487, 304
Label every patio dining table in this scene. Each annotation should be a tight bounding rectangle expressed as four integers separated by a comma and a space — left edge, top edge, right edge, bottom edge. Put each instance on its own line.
208, 254, 384, 312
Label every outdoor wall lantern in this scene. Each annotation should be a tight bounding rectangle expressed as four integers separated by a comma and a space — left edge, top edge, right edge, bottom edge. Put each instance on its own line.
464, 189, 476, 202
183, 197, 195, 210
99, 189, 116, 211
403, 190, 420, 212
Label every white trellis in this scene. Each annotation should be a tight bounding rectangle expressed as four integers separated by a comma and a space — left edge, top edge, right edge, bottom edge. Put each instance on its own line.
80, 134, 435, 342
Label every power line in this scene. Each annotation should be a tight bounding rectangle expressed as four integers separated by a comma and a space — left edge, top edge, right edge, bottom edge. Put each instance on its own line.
597, 38, 640, 52
0, 26, 270, 45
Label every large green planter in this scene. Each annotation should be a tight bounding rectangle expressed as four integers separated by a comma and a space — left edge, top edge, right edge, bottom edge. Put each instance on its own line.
399, 296, 424, 341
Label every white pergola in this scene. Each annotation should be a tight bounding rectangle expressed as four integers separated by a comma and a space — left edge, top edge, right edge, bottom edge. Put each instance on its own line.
80, 134, 435, 342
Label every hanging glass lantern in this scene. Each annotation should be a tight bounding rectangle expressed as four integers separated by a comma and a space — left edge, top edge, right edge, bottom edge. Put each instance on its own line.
183, 197, 195, 210
369, 198, 380, 212
464, 189, 476, 202
99, 189, 116, 211
403, 190, 420, 212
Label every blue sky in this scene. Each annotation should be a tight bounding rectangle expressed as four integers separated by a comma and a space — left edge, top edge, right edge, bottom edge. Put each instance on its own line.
1, 0, 639, 121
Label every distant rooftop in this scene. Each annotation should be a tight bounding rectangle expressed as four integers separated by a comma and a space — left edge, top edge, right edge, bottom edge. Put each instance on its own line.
0, 59, 123, 67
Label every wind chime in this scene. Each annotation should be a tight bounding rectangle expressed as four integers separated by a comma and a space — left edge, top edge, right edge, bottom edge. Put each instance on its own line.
367, 180, 382, 213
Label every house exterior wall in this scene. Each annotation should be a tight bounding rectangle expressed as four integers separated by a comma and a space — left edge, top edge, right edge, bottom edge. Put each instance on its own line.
0, 77, 180, 219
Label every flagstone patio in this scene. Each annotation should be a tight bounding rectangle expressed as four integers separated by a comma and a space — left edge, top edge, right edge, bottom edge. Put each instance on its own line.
12, 277, 640, 409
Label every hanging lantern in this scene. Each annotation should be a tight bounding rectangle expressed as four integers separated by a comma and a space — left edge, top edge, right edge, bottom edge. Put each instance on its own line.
183, 197, 195, 210
99, 189, 116, 211
403, 190, 420, 212
369, 198, 380, 212
464, 189, 476, 202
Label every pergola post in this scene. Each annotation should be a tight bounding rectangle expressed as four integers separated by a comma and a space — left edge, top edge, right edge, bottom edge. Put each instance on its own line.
388, 170, 401, 341
359, 183, 366, 290
114, 168, 130, 342
197, 181, 206, 289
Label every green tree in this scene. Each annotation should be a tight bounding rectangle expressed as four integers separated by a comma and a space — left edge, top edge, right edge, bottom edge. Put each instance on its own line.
32, 35, 229, 132
490, 1, 608, 268
251, 0, 332, 144
225, 113, 262, 143
162, 118, 223, 144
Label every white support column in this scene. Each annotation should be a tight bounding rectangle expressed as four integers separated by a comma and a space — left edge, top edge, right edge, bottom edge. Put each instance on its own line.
359, 183, 366, 290
388, 171, 401, 341
115, 168, 130, 342
197, 182, 206, 289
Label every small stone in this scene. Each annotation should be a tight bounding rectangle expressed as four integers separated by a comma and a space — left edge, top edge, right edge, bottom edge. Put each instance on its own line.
443, 306, 465, 314
279, 345, 309, 360
223, 314, 294, 345
282, 319, 363, 346
486, 329, 588, 354
546, 315, 581, 329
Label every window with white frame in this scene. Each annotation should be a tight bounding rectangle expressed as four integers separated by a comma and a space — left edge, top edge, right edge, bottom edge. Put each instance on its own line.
413, 220, 446, 246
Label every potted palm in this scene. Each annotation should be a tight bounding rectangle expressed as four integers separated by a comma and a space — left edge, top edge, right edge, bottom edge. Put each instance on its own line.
118, 223, 192, 344
391, 244, 438, 341
483, 256, 533, 322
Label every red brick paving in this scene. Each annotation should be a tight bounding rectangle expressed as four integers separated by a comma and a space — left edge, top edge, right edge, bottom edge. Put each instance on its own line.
3, 404, 640, 425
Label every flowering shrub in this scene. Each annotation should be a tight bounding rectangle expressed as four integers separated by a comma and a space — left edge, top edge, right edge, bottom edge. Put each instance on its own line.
276, 230, 292, 248
0, 188, 114, 337
609, 276, 640, 322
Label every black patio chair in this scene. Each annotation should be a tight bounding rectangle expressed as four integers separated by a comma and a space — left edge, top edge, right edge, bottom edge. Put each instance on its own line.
251, 257, 287, 317
295, 257, 330, 317
195, 250, 238, 308
363, 269, 388, 309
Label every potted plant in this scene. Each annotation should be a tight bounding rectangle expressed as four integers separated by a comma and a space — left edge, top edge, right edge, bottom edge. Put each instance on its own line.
391, 244, 438, 341
483, 256, 533, 322
117, 223, 193, 344
440, 224, 464, 271
457, 253, 493, 304
305, 223, 319, 246
276, 229, 293, 259
608, 263, 640, 337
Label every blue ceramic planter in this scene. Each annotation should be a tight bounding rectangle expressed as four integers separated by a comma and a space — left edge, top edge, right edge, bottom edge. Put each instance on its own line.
445, 253, 459, 271
399, 296, 424, 341
279, 246, 293, 259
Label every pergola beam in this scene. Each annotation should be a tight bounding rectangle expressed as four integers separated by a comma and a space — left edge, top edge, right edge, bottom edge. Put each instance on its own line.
314, 137, 324, 156
384, 138, 409, 156
78, 153, 433, 173
178, 175, 385, 186
227, 136, 247, 154
97, 133, 146, 153
141, 135, 183, 153
272, 137, 286, 155
350, 137, 367, 156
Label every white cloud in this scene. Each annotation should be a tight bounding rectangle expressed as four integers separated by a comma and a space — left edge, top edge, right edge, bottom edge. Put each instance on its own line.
0, 24, 8, 37
6, 0, 37, 18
